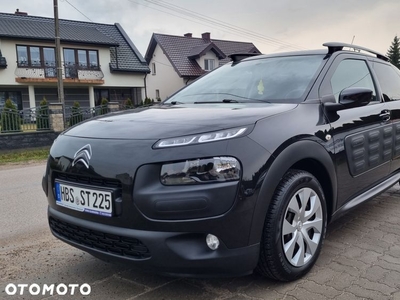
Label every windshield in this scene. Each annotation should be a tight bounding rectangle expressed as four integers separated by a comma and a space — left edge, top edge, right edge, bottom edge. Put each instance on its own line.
165, 55, 326, 104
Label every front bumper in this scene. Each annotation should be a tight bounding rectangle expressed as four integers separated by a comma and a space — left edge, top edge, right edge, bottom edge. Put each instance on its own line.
48, 206, 260, 277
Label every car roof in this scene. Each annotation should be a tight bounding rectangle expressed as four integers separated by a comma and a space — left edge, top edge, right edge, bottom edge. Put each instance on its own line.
239, 42, 389, 63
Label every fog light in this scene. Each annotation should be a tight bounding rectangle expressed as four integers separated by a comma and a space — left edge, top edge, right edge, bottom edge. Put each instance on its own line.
206, 234, 220, 250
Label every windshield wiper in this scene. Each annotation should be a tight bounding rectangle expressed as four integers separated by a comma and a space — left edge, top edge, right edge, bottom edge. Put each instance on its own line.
194, 99, 271, 104
194, 99, 239, 104
166, 101, 184, 105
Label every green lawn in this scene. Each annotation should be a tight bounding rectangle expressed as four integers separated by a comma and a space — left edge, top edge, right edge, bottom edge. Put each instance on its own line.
0, 147, 50, 164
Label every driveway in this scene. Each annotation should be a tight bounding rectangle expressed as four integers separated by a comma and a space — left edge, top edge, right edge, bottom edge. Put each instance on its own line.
1, 163, 399, 299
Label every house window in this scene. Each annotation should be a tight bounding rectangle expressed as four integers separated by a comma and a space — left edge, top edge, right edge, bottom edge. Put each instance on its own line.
152, 63, 156, 75
0, 91, 22, 111
16, 45, 57, 77
43, 47, 56, 77
16, 45, 55, 68
63, 48, 99, 78
204, 59, 215, 71
94, 89, 110, 106
156, 89, 160, 99
30, 47, 41, 67
17, 46, 28, 66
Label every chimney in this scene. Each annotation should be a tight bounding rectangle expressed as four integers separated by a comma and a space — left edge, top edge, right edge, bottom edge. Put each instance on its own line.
15, 9, 28, 16
202, 32, 211, 41
184, 33, 192, 38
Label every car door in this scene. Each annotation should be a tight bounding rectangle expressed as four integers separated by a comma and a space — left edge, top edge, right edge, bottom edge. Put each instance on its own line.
371, 61, 400, 173
319, 54, 391, 209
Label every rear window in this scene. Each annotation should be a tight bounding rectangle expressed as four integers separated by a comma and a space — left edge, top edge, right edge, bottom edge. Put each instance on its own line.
165, 55, 326, 104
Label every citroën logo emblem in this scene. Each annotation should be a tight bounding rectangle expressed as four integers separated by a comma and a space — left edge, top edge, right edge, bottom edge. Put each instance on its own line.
72, 144, 92, 169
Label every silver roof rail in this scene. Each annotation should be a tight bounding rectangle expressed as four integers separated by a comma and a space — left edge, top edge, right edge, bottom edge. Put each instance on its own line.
323, 42, 389, 61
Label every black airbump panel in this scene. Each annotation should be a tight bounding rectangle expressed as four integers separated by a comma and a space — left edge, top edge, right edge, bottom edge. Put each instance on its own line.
394, 124, 400, 157
345, 124, 393, 176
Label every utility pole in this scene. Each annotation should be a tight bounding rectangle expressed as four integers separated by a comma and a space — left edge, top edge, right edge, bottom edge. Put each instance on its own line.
54, 0, 66, 125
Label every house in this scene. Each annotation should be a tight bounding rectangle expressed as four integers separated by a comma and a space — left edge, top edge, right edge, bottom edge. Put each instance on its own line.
145, 32, 261, 100
0, 10, 149, 111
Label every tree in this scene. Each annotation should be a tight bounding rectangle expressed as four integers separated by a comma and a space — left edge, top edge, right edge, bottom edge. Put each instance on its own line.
124, 98, 134, 109
99, 98, 108, 115
1, 99, 21, 132
387, 35, 400, 69
69, 101, 83, 126
36, 97, 49, 131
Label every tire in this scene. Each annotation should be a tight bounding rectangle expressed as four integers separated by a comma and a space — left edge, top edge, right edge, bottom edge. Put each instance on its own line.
256, 169, 327, 281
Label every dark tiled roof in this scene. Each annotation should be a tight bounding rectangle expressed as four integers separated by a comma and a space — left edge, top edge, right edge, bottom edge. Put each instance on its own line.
188, 42, 226, 60
145, 33, 260, 77
0, 13, 149, 73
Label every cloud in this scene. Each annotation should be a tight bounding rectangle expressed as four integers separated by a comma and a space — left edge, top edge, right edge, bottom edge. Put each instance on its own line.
1, 0, 398, 56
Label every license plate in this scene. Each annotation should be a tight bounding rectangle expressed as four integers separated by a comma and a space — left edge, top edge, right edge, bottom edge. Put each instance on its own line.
54, 181, 113, 217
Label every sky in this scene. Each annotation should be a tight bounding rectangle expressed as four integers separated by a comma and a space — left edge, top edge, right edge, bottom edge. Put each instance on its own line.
1, 0, 399, 58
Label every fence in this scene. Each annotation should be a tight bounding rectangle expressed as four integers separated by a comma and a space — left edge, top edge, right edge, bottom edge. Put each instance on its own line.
0, 100, 161, 135
0, 101, 139, 135
0, 102, 145, 150
64, 105, 109, 128
0, 105, 50, 133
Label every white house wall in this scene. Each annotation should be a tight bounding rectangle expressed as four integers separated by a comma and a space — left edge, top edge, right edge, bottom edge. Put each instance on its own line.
147, 44, 186, 100
0, 39, 145, 106
195, 51, 219, 71
0, 39, 21, 85
0, 39, 145, 88
98, 48, 145, 87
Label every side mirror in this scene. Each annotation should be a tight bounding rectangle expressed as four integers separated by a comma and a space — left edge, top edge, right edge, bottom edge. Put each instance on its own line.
323, 87, 372, 112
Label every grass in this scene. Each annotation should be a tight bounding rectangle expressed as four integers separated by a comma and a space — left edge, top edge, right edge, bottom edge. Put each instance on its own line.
0, 147, 50, 164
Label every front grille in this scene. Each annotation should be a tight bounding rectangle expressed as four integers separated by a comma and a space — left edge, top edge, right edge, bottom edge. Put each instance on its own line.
54, 172, 121, 189
49, 217, 151, 259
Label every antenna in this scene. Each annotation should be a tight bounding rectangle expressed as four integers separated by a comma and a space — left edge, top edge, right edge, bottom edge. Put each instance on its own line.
351, 35, 355, 45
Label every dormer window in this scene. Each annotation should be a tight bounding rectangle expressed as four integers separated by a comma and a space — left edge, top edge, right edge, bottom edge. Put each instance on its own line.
204, 59, 215, 71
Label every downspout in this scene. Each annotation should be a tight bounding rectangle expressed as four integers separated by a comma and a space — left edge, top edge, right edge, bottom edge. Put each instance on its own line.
144, 73, 148, 99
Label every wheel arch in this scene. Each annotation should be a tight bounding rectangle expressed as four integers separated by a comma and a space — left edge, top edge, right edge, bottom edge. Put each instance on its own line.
248, 139, 337, 245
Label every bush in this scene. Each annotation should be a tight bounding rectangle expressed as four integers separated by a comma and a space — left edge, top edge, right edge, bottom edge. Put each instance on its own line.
99, 98, 108, 115
36, 97, 49, 131
69, 101, 83, 126
1, 99, 21, 133
124, 98, 134, 109
144, 97, 152, 105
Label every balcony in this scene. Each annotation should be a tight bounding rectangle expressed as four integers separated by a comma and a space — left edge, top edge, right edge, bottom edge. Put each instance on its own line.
0, 50, 7, 69
14, 61, 104, 84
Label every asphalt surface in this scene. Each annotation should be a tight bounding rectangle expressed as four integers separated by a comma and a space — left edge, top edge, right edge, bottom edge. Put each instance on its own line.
1, 162, 400, 300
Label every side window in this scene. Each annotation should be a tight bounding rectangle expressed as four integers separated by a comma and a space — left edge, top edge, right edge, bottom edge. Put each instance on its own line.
330, 59, 376, 102
373, 63, 400, 101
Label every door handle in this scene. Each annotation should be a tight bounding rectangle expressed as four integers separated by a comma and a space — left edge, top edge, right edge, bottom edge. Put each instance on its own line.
380, 110, 391, 121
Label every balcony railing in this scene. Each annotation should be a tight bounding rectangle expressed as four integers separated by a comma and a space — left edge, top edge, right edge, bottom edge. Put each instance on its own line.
0, 50, 7, 69
15, 61, 104, 80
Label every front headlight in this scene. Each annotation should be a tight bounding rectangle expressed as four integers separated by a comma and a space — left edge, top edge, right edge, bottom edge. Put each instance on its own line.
153, 127, 248, 149
160, 157, 241, 185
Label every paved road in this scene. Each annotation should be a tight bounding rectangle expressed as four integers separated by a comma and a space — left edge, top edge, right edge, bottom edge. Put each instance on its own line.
1, 163, 400, 299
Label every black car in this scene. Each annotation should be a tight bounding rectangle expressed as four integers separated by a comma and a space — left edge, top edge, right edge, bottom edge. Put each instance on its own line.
43, 42, 400, 281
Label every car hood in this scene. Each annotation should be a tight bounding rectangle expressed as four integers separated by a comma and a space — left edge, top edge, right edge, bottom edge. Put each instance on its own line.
63, 103, 297, 139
